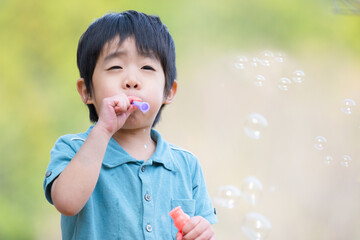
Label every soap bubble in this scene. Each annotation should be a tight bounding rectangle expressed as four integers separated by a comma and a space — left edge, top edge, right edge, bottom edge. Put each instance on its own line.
274, 52, 286, 63
234, 56, 248, 70
324, 155, 334, 165
314, 136, 327, 150
254, 75, 266, 87
242, 212, 272, 240
340, 155, 352, 167
214, 185, 241, 209
251, 57, 260, 68
278, 77, 291, 91
259, 50, 274, 67
234, 62, 245, 70
341, 99, 356, 115
244, 113, 268, 139
241, 176, 263, 205
260, 50, 274, 58
292, 70, 305, 83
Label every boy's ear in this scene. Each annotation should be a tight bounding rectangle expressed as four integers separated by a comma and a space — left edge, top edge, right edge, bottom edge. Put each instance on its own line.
76, 78, 93, 104
164, 80, 178, 104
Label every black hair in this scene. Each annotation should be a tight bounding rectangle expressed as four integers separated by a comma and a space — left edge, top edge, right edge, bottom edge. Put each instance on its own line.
76, 10, 176, 126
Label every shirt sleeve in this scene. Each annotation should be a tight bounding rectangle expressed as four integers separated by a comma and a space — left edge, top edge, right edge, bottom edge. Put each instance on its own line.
43, 135, 78, 205
191, 157, 218, 224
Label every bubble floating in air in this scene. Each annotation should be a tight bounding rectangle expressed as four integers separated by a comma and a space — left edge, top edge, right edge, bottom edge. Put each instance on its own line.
214, 185, 241, 209
234, 56, 248, 70
232, 50, 305, 92
251, 57, 261, 68
278, 77, 291, 91
324, 155, 334, 165
292, 70, 305, 83
314, 136, 327, 150
244, 113, 268, 139
254, 75, 266, 87
241, 176, 263, 205
242, 212, 272, 240
274, 52, 286, 63
259, 50, 274, 67
340, 155, 352, 167
341, 99, 356, 115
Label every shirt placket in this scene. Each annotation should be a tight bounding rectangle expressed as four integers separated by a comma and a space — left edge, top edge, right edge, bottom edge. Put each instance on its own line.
139, 163, 154, 240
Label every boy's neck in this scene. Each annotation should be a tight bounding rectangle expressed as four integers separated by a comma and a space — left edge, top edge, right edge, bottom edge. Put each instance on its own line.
112, 127, 156, 161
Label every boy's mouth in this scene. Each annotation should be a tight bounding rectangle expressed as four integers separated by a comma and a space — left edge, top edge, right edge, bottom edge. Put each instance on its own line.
127, 95, 143, 103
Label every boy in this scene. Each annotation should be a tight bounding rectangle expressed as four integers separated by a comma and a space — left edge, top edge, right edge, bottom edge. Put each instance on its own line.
43, 10, 217, 240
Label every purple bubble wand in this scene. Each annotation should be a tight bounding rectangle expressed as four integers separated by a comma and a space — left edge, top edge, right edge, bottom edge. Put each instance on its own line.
132, 101, 150, 113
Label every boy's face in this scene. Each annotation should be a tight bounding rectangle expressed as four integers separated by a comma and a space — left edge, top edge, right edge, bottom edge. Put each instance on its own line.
84, 36, 175, 129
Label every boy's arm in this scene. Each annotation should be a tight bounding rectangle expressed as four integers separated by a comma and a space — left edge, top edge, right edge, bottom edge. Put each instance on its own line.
51, 124, 111, 216
51, 94, 137, 216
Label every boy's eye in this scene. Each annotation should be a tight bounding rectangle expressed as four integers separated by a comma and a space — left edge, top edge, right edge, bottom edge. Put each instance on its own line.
142, 65, 155, 71
108, 66, 122, 70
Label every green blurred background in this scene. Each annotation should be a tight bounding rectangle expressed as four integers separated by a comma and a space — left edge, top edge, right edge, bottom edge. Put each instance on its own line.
1, 0, 360, 239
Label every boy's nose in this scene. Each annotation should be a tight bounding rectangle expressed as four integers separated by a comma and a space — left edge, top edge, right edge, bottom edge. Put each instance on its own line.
123, 78, 139, 89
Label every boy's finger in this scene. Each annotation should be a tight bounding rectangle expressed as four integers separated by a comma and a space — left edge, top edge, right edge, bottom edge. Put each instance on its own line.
182, 216, 213, 240
176, 232, 183, 240
124, 105, 137, 117
182, 216, 201, 234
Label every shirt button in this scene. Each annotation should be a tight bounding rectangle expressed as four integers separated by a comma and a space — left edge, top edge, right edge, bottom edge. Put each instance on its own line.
45, 170, 52, 178
141, 165, 146, 172
144, 194, 151, 201
146, 224, 152, 232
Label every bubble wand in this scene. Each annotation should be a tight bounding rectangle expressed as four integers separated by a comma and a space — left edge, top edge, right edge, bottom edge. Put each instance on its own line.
131, 101, 150, 113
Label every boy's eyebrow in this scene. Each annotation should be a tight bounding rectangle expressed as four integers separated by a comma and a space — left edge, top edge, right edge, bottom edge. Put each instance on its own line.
140, 51, 157, 60
103, 51, 125, 64
103, 50, 158, 64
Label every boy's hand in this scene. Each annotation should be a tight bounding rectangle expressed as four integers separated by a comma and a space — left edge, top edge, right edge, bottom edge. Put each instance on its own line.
177, 216, 215, 240
96, 94, 140, 136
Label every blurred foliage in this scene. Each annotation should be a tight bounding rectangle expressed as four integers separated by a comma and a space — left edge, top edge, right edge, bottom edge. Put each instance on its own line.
0, 0, 359, 239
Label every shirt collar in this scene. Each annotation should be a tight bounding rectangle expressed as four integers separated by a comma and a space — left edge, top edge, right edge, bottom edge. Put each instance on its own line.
148, 129, 175, 171
99, 127, 175, 171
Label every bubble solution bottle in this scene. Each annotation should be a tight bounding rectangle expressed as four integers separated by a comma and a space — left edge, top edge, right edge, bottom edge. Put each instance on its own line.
169, 206, 190, 233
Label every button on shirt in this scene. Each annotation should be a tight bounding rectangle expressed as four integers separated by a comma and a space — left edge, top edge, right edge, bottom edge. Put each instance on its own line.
43, 126, 217, 240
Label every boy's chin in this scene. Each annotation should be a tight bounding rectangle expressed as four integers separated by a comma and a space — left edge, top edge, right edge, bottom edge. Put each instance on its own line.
122, 115, 151, 130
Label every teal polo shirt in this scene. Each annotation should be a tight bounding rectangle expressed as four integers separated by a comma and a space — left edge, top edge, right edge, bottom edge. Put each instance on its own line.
43, 126, 217, 240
